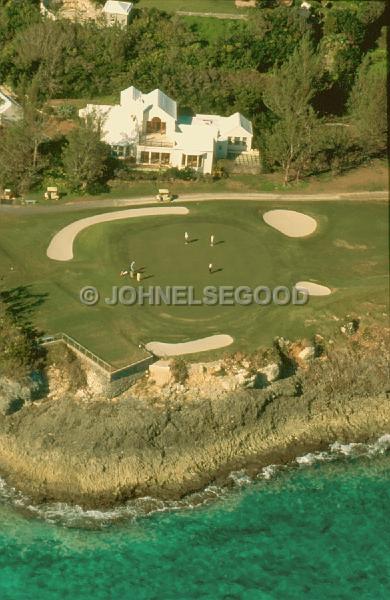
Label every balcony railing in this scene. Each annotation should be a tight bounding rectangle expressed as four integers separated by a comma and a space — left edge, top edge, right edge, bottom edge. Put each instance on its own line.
138, 135, 174, 148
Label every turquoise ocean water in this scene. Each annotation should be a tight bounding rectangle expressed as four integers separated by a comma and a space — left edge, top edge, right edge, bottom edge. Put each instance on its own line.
0, 437, 389, 600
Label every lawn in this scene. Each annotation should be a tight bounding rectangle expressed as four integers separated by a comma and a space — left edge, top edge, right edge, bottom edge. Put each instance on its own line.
0, 201, 388, 367
138, 0, 246, 14
181, 15, 247, 41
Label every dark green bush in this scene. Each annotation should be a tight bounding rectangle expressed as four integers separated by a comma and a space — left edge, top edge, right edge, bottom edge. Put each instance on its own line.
170, 359, 189, 384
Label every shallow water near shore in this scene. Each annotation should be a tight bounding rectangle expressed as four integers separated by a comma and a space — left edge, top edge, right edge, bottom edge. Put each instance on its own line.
1, 438, 390, 599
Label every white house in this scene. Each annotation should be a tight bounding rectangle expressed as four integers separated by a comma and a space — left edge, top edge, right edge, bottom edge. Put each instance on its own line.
79, 85, 254, 174
0, 89, 23, 125
102, 1, 133, 26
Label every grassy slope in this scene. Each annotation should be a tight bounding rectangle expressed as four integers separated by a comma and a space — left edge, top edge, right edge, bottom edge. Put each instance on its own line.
181, 15, 243, 41
26, 159, 389, 206
0, 200, 388, 367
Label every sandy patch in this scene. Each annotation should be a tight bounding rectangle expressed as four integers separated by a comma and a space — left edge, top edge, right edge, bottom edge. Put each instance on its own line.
295, 281, 332, 296
47, 207, 189, 261
333, 239, 368, 251
146, 335, 234, 357
263, 210, 317, 238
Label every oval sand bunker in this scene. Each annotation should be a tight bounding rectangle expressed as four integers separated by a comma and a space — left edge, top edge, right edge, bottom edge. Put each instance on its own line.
295, 281, 332, 296
146, 335, 233, 357
263, 210, 317, 238
47, 206, 190, 261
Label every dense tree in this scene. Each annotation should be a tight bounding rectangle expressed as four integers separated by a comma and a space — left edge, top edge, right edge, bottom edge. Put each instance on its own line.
348, 46, 387, 155
0, 2, 386, 186
0, 291, 43, 380
262, 37, 322, 184
0, 105, 47, 193
249, 7, 319, 71
62, 114, 113, 192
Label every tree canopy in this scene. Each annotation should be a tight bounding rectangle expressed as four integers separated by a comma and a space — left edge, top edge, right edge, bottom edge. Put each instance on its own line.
62, 114, 113, 193
0, 1, 386, 188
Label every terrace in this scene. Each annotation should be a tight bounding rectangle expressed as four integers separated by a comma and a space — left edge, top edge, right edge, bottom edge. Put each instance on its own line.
138, 134, 175, 148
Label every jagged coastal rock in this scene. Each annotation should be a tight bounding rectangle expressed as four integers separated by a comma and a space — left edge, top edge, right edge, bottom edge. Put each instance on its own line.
0, 320, 388, 508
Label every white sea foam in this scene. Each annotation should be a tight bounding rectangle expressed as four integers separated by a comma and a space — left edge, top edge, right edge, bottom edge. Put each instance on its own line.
296, 451, 334, 466
329, 441, 365, 456
228, 470, 252, 486
260, 465, 280, 480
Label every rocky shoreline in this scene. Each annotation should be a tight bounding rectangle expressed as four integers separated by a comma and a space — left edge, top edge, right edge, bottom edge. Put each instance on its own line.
0, 320, 388, 509
0, 384, 388, 509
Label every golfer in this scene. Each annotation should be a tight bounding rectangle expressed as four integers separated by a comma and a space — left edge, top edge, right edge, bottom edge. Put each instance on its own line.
208, 263, 213, 274
185, 231, 189, 244
210, 234, 215, 247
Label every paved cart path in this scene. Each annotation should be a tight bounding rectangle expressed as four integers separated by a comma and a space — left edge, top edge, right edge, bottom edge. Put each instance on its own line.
176, 11, 247, 20
1, 191, 387, 216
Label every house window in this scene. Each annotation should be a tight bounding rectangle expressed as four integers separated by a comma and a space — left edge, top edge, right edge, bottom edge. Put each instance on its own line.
161, 153, 170, 165
242, 137, 247, 146
151, 152, 160, 164
228, 137, 233, 144
113, 145, 125, 158
140, 151, 150, 163
182, 154, 186, 166
187, 155, 198, 168
234, 137, 240, 145
198, 155, 204, 168
146, 117, 166, 134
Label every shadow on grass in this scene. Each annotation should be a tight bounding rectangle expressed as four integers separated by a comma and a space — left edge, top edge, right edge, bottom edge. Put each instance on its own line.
0, 285, 48, 399
0, 285, 48, 322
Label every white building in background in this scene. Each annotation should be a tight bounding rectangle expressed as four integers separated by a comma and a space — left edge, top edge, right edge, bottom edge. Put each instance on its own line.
102, 1, 133, 26
79, 85, 254, 174
0, 89, 23, 125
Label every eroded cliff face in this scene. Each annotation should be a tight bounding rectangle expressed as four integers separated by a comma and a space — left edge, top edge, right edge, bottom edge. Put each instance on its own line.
0, 382, 388, 507
0, 320, 388, 507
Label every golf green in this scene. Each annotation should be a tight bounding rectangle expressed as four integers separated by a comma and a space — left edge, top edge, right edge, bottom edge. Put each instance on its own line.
0, 200, 387, 367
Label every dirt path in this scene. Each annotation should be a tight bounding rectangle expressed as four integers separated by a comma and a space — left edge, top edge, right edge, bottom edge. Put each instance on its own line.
47, 206, 189, 261
176, 11, 247, 20
146, 335, 234, 357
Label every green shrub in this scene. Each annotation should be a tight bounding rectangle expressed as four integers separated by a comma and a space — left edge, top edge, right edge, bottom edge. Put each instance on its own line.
47, 343, 87, 391
170, 358, 189, 384
55, 104, 77, 120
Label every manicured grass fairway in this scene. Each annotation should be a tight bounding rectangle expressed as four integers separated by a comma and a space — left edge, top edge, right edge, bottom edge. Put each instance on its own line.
0, 201, 388, 367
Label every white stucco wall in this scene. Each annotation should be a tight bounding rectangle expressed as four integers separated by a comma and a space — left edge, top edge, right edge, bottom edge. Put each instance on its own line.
223, 124, 253, 151
78, 86, 254, 175
143, 105, 176, 137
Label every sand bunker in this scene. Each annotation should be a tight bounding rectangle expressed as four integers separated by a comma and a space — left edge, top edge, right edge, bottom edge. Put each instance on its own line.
263, 210, 317, 238
47, 206, 190, 261
146, 335, 234, 357
294, 281, 332, 296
